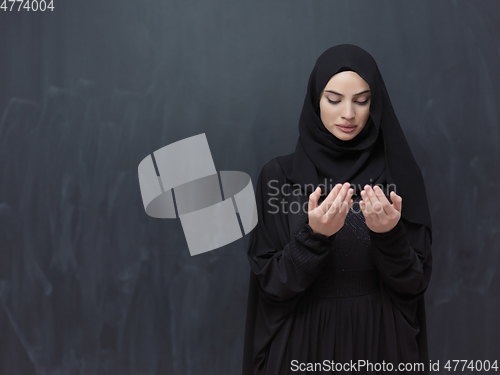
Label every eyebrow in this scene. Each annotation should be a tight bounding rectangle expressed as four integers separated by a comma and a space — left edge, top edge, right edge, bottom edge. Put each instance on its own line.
324, 89, 371, 97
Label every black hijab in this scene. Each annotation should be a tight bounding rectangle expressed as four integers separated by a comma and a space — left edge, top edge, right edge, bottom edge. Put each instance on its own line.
279, 44, 433, 240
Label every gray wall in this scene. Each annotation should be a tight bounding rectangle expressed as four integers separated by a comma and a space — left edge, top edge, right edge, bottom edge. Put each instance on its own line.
1, 1, 499, 374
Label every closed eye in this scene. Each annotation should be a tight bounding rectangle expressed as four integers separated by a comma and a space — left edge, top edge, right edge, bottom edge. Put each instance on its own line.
327, 98, 369, 105
327, 99, 340, 104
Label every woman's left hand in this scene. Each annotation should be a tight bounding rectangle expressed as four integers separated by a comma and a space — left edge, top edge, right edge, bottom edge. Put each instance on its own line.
360, 185, 402, 233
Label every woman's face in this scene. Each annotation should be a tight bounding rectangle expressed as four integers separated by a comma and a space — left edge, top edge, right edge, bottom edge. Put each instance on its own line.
318, 71, 371, 141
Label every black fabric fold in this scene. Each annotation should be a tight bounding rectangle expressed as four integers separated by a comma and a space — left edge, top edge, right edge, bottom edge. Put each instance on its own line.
290, 220, 337, 273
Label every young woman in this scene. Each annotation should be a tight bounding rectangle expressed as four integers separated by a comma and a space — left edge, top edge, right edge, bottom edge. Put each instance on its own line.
242, 44, 433, 375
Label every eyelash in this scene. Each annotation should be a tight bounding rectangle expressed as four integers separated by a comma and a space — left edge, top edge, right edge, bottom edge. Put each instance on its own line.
327, 99, 369, 105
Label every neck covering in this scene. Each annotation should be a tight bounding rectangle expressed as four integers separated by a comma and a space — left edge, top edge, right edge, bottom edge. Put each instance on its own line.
278, 44, 433, 240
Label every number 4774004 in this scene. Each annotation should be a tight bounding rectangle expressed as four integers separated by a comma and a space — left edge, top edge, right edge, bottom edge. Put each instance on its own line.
1, 0, 55, 12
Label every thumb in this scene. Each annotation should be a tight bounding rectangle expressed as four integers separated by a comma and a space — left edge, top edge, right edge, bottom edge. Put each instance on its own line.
391, 191, 402, 213
308, 187, 320, 213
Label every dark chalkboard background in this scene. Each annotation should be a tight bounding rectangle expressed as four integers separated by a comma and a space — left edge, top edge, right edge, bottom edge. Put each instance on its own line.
1, 1, 499, 374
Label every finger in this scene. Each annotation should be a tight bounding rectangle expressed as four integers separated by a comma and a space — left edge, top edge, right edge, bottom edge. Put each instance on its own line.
342, 194, 353, 215
360, 189, 372, 215
359, 199, 373, 225
321, 183, 343, 213
308, 187, 320, 213
322, 182, 344, 207
361, 193, 374, 216
373, 185, 392, 216
391, 191, 403, 213
329, 183, 350, 215
340, 188, 354, 214
363, 185, 384, 219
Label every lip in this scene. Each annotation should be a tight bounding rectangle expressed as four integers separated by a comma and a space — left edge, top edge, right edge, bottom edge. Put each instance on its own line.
335, 124, 357, 133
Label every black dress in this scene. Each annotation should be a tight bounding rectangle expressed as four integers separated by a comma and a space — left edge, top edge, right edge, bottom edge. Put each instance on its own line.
242, 157, 432, 375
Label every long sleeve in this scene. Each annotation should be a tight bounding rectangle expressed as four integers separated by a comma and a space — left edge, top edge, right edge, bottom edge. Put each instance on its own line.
247, 159, 336, 302
368, 218, 433, 371
369, 218, 432, 302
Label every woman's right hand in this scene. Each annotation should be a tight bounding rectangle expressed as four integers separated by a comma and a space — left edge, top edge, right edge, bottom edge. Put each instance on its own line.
307, 182, 354, 237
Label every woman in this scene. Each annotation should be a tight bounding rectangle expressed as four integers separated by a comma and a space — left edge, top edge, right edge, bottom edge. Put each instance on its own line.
242, 44, 433, 375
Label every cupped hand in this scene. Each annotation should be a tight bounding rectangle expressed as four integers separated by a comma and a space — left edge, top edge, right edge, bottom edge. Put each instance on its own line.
307, 182, 354, 237
359, 185, 402, 233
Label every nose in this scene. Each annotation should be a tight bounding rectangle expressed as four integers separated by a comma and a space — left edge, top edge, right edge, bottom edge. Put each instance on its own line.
341, 103, 355, 120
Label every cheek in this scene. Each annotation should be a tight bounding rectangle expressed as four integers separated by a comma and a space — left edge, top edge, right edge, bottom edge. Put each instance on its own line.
321, 110, 337, 124
320, 104, 339, 121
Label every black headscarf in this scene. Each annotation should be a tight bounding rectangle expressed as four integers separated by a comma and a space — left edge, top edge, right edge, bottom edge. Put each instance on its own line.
279, 44, 433, 241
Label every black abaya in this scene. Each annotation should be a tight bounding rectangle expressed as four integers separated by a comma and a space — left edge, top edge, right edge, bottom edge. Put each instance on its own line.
242, 157, 432, 374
